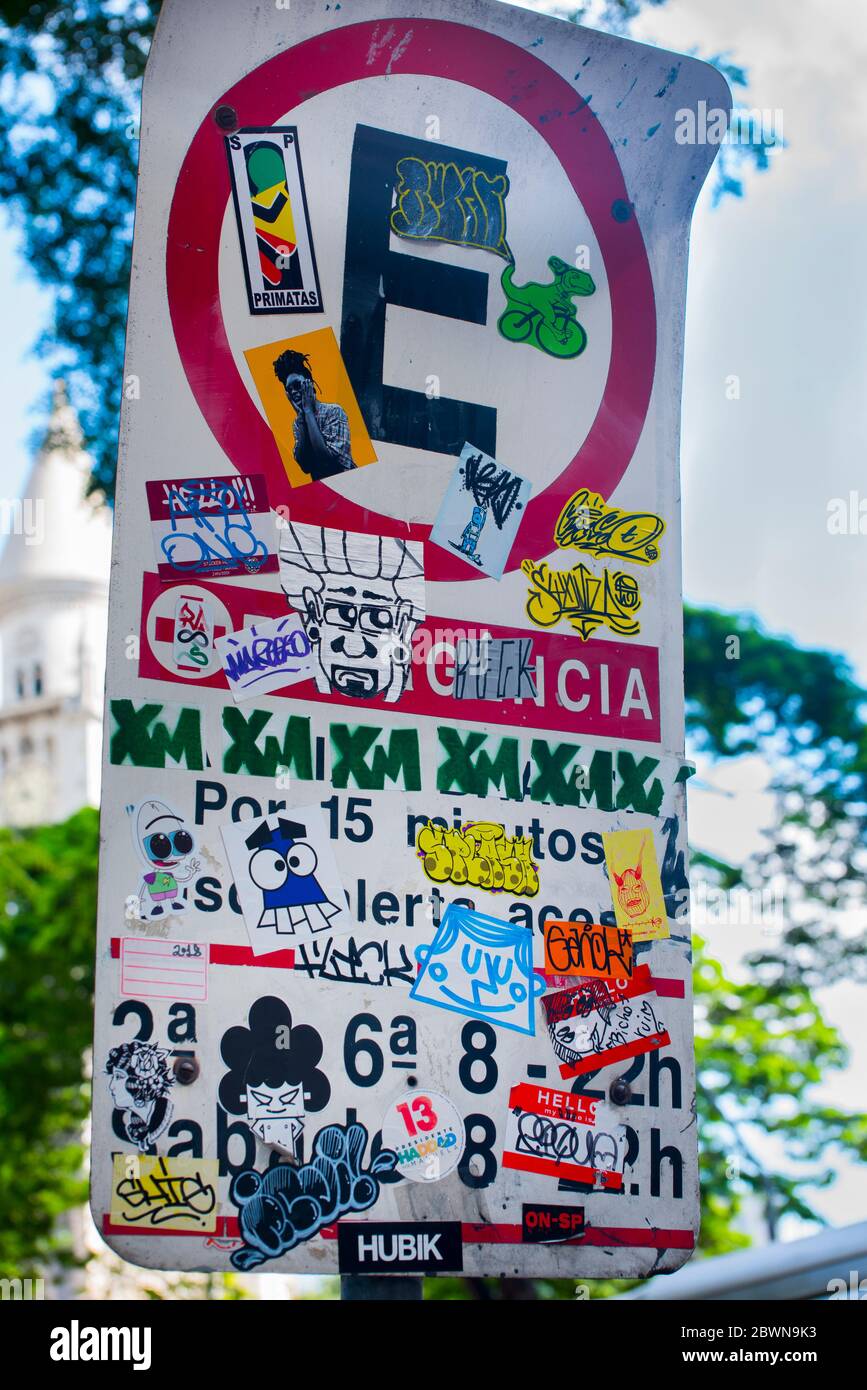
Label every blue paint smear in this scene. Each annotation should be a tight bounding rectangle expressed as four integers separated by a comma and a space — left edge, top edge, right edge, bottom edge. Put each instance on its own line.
616, 76, 637, 109
655, 63, 681, 98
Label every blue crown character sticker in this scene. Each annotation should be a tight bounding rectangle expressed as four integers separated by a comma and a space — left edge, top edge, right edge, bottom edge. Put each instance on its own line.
410, 903, 545, 1035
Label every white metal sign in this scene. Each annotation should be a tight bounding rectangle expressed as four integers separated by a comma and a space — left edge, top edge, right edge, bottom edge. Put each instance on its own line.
92, 0, 727, 1278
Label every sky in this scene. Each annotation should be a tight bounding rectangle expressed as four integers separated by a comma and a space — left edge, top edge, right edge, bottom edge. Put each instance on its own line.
1, 0, 865, 1250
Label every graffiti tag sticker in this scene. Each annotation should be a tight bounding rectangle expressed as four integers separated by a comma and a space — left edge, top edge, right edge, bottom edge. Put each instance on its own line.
146, 475, 277, 582
216, 613, 314, 701
430, 443, 531, 579
111, 1156, 219, 1232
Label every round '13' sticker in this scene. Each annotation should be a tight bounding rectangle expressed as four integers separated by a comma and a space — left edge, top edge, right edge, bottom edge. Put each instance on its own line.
381, 1088, 466, 1184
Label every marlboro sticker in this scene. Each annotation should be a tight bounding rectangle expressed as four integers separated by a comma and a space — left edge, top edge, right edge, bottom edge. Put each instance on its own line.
226, 127, 324, 315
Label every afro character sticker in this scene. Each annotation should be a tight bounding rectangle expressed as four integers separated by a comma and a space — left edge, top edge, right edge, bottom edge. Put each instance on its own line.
105, 1040, 175, 1153
279, 522, 425, 704
602, 827, 669, 942
126, 800, 200, 923
220, 807, 352, 955
219, 996, 330, 1162
245, 327, 377, 487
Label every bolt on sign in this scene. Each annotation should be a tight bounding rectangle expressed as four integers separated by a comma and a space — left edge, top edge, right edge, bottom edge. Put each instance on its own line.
92, 0, 728, 1279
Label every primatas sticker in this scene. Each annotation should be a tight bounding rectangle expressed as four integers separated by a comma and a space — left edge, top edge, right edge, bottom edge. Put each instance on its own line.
381, 1089, 466, 1183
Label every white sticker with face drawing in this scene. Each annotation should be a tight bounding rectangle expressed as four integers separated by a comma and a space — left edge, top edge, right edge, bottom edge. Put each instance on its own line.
381, 1088, 466, 1183
125, 800, 201, 923
279, 522, 425, 704
220, 807, 353, 955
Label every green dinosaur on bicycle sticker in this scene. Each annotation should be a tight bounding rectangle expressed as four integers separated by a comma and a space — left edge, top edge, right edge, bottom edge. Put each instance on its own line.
498, 255, 596, 359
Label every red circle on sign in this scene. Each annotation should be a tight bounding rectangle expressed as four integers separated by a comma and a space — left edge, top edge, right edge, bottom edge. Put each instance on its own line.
166, 19, 656, 581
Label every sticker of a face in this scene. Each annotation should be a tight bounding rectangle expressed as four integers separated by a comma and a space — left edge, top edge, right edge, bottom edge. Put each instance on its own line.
245, 1082, 305, 1158
220, 808, 352, 954
550, 1015, 602, 1062
612, 837, 651, 918
279, 522, 424, 704
219, 996, 330, 1164
246, 817, 338, 934
105, 1041, 175, 1153
127, 800, 200, 922
411, 903, 545, 1035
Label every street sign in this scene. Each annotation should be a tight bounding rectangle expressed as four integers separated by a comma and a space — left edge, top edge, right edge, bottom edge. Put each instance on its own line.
92, 0, 728, 1279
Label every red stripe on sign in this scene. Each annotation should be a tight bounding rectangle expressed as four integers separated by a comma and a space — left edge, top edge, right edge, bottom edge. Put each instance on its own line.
502, 1151, 624, 1190
509, 1083, 598, 1126
558, 1030, 671, 1078
102, 1214, 242, 1239
649, 976, 685, 998
138, 567, 660, 743
110, 939, 295, 968
107, 1208, 693, 1253
209, 943, 295, 968
461, 1223, 695, 1250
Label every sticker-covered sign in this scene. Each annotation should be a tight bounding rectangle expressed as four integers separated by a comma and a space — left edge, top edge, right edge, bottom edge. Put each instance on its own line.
92, 0, 728, 1280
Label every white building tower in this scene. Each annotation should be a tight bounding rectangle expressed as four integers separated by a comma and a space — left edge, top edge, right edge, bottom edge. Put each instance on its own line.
0, 384, 111, 826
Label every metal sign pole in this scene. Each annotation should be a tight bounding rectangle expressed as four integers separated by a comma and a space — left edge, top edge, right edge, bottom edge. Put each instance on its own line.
341, 1276, 423, 1301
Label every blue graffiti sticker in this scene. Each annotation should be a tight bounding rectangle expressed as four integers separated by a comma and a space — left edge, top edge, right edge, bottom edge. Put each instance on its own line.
229, 1122, 397, 1270
411, 903, 544, 1034
429, 443, 532, 580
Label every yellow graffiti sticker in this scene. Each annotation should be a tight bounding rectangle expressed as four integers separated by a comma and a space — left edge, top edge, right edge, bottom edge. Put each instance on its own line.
521, 558, 641, 640
417, 820, 539, 897
111, 1155, 219, 1232
602, 828, 668, 942
554, 488, 665, 565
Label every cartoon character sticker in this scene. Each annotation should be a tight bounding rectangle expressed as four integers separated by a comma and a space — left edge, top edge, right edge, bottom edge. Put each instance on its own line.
602, 827, 669, 942
105, 1041, 175, 1153
279, 522, 425, 703
548, 994, 670, 1078
411, 904, 545, 1035
430, 443, 532, 579
125, 800, 200, 922
498, 254, 595, 359
219, 997, 330, 1162
220, 809, 352, 954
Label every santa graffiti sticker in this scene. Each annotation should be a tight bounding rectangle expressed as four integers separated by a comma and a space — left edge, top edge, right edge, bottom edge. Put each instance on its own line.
381, 1089, 465, 1183
226, 127, 323, 314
